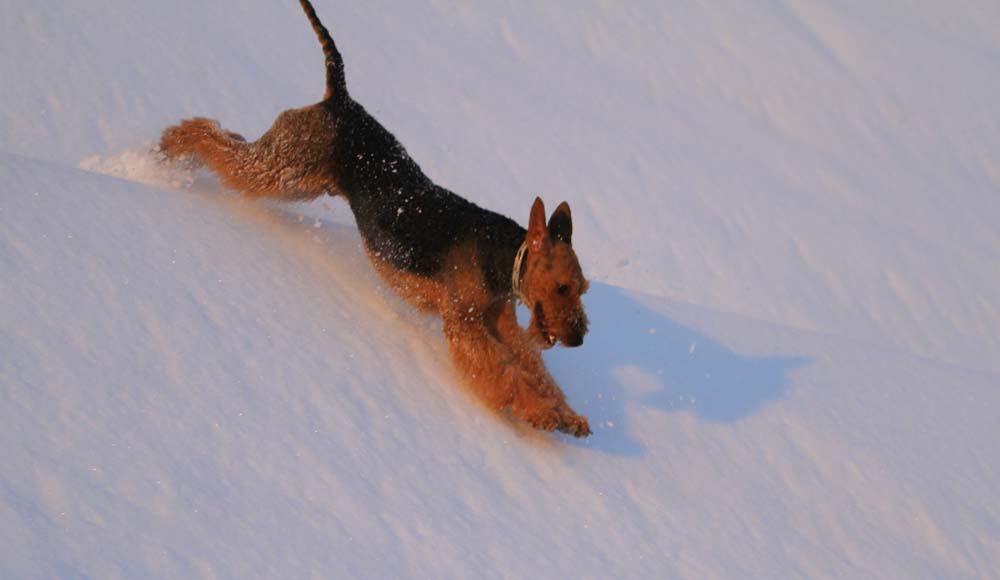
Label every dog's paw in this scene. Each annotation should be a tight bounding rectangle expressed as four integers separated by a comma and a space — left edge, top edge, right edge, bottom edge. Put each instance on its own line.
158, 118, 223, 162
158, 124, 193, 161
559, 414, 592, 438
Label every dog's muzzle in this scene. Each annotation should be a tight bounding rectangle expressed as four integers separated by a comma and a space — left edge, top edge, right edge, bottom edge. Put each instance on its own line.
562, 313, 588, 347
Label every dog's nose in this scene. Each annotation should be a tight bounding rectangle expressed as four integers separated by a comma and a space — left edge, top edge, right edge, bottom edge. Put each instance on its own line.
564, 333, 584, 347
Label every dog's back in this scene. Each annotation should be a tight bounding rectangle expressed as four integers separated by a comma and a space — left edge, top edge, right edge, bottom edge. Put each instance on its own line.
294, 0, 529, 288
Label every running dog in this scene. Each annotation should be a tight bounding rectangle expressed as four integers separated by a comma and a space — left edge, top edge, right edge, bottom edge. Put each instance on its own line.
159, 0, 591, 437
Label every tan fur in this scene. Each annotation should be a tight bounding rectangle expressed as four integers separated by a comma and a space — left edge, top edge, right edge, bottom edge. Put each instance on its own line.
366, 238, 591, 436
159, 110, 338, 201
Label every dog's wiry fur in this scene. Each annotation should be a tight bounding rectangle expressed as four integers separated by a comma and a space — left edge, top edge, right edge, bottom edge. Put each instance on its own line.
159, 0, 591, 437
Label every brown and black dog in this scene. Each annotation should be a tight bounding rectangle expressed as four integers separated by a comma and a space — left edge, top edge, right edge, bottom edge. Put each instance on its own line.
159, 0, 591, 437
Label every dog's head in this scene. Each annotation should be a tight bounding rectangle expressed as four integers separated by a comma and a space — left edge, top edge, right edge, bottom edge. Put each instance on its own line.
519, 197, 590, 349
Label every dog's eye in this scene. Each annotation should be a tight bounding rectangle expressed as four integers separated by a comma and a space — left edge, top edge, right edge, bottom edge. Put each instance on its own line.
556, 284, 570, 296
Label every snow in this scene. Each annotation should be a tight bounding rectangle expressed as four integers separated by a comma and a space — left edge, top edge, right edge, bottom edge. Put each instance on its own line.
2, 1, 999, 578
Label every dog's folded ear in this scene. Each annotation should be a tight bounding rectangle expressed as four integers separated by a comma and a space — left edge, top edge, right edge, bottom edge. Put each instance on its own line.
527, 197, 549, 249
548, 201, 572, 244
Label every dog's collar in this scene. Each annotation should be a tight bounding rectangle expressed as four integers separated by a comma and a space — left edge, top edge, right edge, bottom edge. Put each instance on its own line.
511, 241, 529, 303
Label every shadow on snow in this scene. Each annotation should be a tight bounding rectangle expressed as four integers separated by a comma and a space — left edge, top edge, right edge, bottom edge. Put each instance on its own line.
544, 283, 808, 456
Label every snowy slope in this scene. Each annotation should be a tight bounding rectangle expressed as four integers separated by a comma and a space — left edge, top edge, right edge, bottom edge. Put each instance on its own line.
2, 1, 1000, 578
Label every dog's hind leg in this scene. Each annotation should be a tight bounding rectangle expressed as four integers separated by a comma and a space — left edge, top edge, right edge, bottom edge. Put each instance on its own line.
159, 116, 332, 201
160, 118, 237, 166
159, 117, 278, 196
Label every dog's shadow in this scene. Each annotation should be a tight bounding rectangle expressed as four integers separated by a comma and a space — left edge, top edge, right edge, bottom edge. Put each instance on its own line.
543, 283, 809, 456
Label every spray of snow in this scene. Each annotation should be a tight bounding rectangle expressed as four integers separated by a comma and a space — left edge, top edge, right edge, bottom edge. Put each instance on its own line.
79, 143, 198, 191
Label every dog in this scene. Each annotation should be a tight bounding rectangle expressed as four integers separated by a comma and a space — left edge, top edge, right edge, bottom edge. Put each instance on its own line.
159, 0, 591, 437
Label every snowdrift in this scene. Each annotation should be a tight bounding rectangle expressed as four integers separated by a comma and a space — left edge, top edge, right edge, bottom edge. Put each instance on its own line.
2, 0, 999, 578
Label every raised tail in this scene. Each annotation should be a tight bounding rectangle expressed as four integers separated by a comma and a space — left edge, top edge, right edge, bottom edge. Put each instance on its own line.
298, 0, 347, 101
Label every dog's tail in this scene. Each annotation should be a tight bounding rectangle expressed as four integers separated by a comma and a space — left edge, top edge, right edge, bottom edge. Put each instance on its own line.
298, 0, 347, 101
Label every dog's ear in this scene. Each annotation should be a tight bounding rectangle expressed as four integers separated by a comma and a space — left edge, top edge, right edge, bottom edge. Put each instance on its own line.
548, 201, 572, 244
527, 197, 548, 249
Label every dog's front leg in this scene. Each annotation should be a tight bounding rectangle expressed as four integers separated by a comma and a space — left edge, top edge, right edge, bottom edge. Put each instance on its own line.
441, 301, 554, 427
492, 302, 591, 438
441, 301, 589, 437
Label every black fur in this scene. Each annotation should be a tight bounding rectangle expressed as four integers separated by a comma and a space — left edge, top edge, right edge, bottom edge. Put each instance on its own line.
310, 22, 526, 293
298, 0, 346, 100
547, 211, 572, 244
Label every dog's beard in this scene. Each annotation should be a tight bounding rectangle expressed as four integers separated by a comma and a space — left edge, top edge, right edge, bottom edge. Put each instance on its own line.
531, 302, 557, 348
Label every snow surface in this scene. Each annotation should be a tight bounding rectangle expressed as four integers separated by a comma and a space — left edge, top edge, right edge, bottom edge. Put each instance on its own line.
3, 1, 999, 578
